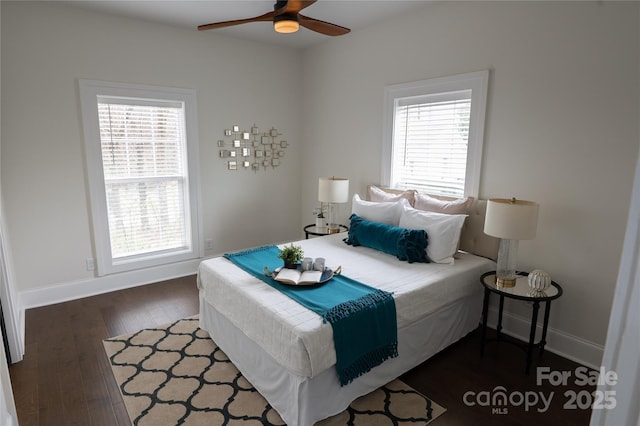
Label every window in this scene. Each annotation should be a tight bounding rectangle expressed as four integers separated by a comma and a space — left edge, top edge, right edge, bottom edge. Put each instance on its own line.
382, 70, 489, 197
79, 80, 202, 275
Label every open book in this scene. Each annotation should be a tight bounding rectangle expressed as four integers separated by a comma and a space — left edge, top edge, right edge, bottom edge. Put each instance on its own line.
274, 268, 324, 285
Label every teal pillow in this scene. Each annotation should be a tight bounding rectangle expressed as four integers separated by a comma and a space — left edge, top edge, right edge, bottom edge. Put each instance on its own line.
344, 214, 429, 263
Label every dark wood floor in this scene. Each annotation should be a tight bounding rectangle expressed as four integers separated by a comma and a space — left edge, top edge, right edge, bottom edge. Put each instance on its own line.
400, 329, 594, 425
9, 275, 594, 425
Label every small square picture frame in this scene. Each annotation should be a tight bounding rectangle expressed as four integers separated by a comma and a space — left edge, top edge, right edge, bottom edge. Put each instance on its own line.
270, 128, 278, 137
243, 161, 250, 168
251, 126, 259, 135
228, 161, 237, 170
242, 147, 251, 157
252, 162, 260, 171
233, 125, 240, 132
233, 140, 241, 148
278, 150, 286, 157
265, 150, 272, 157
224, 129, 232, 136
280, 140, 288, 148
263, 159, 270, 167
217, 140, 225, 147
255, 150, 263, 158
261, 136, 270, 145
271, 158, 280, 167
242, 132, 250, 140
252, 140, 260, 147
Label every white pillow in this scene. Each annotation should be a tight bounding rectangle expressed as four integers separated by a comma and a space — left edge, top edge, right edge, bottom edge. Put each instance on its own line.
399, 207, 467, 264
351, 194, 409, 226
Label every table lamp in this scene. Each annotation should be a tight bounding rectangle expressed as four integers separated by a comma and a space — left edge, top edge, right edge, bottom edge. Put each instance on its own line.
484, 198, 539, 287
318, 177, 349, 233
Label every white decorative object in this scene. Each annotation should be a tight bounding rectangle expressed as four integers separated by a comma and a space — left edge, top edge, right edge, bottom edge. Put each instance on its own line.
527, 289, 547, 298
528, 269, 551, 292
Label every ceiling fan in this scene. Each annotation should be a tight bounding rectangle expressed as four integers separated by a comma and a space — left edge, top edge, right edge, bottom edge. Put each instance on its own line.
198, 0, 350, 36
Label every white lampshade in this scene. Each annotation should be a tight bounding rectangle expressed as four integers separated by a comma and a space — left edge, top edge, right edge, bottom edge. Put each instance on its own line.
318, 177, 350, 203
484, 198, 539, 240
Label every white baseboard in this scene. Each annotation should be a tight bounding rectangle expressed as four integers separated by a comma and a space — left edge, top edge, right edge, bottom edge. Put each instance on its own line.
20, 258, 201, 310
486, 305, 604, 370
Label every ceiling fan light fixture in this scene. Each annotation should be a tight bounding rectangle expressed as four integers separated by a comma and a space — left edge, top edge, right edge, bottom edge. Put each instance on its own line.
199, 1, 350, 37
274, 14, 299, 34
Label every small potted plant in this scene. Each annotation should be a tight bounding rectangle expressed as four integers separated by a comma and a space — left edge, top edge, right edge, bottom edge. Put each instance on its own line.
278, 244, 304, 269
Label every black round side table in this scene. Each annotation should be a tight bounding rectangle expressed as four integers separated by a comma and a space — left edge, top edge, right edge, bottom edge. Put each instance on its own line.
479, 270, 563, 374
303, 224, 348, 239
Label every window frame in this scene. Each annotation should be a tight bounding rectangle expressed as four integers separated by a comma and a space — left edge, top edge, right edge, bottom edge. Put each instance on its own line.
381, 70, 489, 197
79, 80, 203, 276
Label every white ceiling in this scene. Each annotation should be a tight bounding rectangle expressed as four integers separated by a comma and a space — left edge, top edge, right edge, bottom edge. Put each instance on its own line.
62, 0, 432, 49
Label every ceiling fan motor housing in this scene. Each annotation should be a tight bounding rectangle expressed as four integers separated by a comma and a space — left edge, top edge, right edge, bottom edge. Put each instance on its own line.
274, 13, 299, 24
274, 1, 289, 11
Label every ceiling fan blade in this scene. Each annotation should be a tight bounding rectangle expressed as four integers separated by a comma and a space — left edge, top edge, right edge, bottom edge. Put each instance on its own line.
198, 10, 277, 31
283, 0, 318, 15
298, 14, 350, 36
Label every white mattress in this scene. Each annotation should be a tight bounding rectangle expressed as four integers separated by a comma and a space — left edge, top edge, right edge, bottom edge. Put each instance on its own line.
197, 232, 495, 378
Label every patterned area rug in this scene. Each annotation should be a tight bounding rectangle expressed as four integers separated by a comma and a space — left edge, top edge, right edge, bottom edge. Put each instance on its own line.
103, 317, 446, 425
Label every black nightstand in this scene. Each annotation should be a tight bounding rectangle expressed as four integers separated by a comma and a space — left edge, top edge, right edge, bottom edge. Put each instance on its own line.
479, 271, 563, 374
304, 224, 348, 239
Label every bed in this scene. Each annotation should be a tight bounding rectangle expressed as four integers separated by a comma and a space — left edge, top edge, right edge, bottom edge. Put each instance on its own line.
197, 189, 499, 425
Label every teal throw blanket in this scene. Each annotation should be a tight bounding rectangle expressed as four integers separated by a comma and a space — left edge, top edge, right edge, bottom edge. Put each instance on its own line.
224, 245, 398, 386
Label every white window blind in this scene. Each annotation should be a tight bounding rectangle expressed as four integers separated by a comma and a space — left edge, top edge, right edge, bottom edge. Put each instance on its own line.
392, 92, 471, 197
97, 99, 190, 259
80, 80, 201, 276
382, 71, 489, 198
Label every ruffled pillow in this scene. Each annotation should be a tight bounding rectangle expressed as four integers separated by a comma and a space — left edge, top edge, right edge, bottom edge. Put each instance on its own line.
344, 214, 428, 263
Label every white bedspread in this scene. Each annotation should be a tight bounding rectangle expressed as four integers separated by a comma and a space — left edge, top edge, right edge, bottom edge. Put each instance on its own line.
197, 232, 494, 378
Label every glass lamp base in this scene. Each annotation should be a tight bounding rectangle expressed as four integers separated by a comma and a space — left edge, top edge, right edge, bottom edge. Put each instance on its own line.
496, 238, 519, 288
